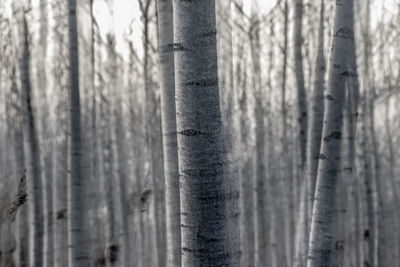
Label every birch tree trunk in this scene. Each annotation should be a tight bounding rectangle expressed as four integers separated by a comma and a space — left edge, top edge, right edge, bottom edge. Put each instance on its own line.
307, 0, 355, 266
20, 15, 45, 267
293, 3, 326, 266
173, 0, 241, 265
156, 1, 181, 266
67, 0, 89, 265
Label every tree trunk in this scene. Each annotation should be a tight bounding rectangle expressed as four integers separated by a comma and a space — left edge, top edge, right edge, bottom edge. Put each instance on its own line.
67, 0, 89, 265
156, 1, 181, 266
346, 14, 361, 267
37, 1, 55, 265
52, 2, 69, 265
293, 1, 325, 266
20, 15, 45, 267
360, 1, 375, 266
173, 0, 241, 265
235, 12, 254, 265
249, 11, 268, 266
281, 1, 292, 265
10, 62, 30, 267
307, 0, 355, 266
294, 0, 308, 168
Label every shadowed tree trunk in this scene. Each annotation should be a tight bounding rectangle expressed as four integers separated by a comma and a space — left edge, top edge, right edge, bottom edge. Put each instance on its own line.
294, 0, 308, 168
20, 14, 45, 267
67, 0, 89, 265
360, 1, 375, 266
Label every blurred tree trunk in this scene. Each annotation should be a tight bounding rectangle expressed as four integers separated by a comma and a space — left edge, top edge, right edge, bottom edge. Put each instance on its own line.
113, 64, 131, 267
364, 4, 384, 263
345, 15, 361, 267
37, 0, 55, 265
52, 2, 69, 266
235, 2, 255, 265
9, 58, 30, 267
173, 0, 241, 265
294, 0, 307, 169
139, 0, 164, 265
249, 8, 268, 266
360, 1, 375, 266
19, 14, 45, 267
280, 1, 292, 265
307, 0, 354, 265
67, 0, 89, 265
293, 1, 325, 266
156, 1, 181, 266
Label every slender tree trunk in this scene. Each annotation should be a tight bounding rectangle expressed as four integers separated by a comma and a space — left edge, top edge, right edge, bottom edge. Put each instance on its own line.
385, 90, 400, 265
294, 0, 308, 168
235, 18, 255, 266
10, 62, 30, 267
293, 1, 325, 266
89, 0, 100, 264
173, 0, 241, 265
139, 1, 164, 265
280, 1, 292, 265
307, 0, 355, 266
249, 10, 268, 267
361, 91, 374, 267
111, 65, 130, 266
346, 14, 361, 267
20, 15, 45, 267
360, 2, 375, 266
368, 87, 384, 267
37, 1, 55, 265
156, 1, 181, 266
52, 2, 69, 265
67, 0, 89, 265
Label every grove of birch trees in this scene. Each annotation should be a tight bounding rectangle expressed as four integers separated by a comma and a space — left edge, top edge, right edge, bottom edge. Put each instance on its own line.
0, 0, 399, 266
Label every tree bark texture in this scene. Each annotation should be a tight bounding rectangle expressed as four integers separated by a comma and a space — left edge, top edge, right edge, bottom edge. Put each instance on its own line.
173, 0, 241, 265
307, 0, 355, 266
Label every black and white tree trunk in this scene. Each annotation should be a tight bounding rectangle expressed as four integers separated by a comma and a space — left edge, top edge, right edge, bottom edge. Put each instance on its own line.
156, 0, 181, 266
307, 0, 355, 266
173, 0, 241, 265
67, 0, 89, 265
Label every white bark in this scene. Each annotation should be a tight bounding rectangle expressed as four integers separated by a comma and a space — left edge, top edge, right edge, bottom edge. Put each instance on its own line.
173, 0, 241, 265
156, 1, 181, 266
307, 0, 355, 266
293, 1, 325, 266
